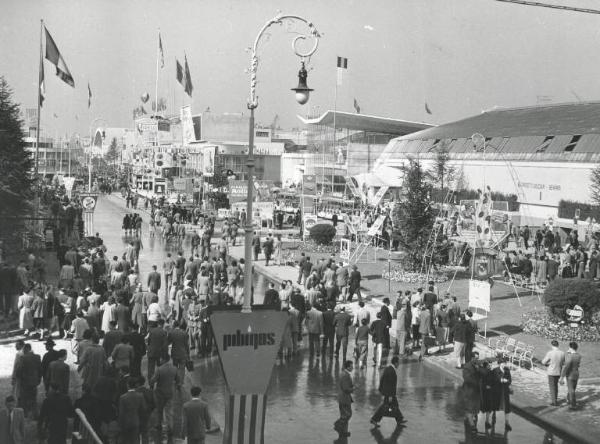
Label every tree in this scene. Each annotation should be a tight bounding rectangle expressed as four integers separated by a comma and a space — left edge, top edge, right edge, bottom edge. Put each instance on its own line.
105, 137, 118, 163
0, 77, 34, 217
392, 158, 435, 271
430, 143, 455, 197
589, 164, 600, 206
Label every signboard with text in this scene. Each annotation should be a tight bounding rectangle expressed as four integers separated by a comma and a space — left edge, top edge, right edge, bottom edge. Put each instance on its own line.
469, 279, 491, 313
228, 179, 248, 203
211, 311, 288, 394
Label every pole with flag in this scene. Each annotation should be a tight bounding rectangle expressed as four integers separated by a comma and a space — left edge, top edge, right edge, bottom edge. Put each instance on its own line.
155, 29, 162, 117
332, 56, 348, 193
36, 20, 44, 185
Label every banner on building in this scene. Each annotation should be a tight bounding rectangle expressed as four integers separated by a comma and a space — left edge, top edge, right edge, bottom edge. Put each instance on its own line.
370, 186, 389, 207
367, 215, 386, 237
228, 179, 248, 203
469, 279, 491, 313
181, 105, 195, 144
254, 180, 275, 201
173, 178, 193, 194
303, 213, 318, 237
202, 145, 216, 177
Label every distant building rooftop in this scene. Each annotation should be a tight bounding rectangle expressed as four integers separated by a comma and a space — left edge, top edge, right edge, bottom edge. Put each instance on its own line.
298, 110, 432, 135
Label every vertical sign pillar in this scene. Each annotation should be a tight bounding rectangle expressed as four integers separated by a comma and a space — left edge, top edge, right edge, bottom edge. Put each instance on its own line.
210, 311, 288, 444
80, 193, 98, 237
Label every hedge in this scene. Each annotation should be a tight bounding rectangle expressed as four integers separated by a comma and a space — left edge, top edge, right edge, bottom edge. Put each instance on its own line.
309, 223, 337, 245
543, 278, 600, 320
558, 199, 600, 221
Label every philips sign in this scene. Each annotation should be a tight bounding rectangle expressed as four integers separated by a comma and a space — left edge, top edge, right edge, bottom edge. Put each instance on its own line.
223, 328, 276, 351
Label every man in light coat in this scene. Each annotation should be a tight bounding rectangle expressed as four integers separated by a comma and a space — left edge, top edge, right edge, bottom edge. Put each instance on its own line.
304, 303, 324, 357
542, 339, 565, 406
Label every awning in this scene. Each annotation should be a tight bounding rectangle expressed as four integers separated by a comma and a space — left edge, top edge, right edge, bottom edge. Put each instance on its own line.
354, 165, 403, 188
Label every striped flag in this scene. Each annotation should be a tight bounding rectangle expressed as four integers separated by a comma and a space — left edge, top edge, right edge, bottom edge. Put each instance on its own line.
336, 56, 348, 86
44, 27, 75, 87
224, 394, 267, 444
39, 56, 45, 107
159, 32, 165, 68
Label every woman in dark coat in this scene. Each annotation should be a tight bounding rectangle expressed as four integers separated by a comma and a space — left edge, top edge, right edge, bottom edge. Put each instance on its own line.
496, 356, 513, 432
481, 360, 502, 431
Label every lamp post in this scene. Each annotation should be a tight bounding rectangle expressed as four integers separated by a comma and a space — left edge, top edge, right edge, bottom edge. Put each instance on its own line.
241, 13, 321, 313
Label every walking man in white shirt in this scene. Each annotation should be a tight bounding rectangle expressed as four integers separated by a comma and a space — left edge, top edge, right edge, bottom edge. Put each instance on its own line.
541, 339, 565, 406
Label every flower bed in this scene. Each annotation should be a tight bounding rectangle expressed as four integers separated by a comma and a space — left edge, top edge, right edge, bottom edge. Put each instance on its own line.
521, 308, 600, 342
382, 267, 449, 283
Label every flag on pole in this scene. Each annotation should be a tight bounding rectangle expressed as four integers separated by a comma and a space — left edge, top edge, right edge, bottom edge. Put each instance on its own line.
425, 102, 432, 115
336, 56, 348, 86
159, 33, 165, 68
44, 27, 75, 87
88, 83, 92, 108
184, 55, 193, 97
353, 98, 361, 114
176, 59, 184, 85
39, 57, 45, 107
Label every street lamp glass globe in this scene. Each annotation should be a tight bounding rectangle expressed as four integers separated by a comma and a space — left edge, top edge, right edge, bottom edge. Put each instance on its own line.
295, 90, 310, 105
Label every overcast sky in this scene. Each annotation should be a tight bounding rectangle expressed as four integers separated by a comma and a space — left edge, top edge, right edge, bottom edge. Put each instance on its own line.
3, 0, 600, 137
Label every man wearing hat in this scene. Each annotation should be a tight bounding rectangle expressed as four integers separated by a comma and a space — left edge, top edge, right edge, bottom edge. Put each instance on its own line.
41, 339, 60, 393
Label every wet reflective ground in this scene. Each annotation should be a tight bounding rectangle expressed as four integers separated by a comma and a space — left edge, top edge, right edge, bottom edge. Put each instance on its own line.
191, 353, 567, 443
96, 196, 568, 443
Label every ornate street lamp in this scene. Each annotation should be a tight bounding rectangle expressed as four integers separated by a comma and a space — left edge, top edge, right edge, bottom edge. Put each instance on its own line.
242, 13, 321, 313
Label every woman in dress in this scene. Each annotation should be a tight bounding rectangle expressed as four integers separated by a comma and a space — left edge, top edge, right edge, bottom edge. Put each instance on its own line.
17, 287, 34, 335
129, 284, 143, 332
273, 234, 282, 266
100, 296, 117, 333
279, 280, 292, 310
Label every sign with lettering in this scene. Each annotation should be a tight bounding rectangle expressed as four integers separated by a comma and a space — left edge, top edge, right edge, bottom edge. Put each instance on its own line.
210, 311, 288, 394
469, 279, 491, 313
228, 179, 248, 203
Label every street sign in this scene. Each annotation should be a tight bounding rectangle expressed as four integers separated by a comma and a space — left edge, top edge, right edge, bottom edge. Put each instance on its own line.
79, 193, 98, 211
211, 311, 288, 394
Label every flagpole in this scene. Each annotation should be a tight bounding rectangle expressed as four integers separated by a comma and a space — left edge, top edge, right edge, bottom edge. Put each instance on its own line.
332, 77, 338, 194
155, 28, 160, 119
35, 19, 43, 220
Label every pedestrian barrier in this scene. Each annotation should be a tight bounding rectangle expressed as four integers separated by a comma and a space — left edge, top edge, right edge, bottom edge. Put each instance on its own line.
72, 408, 103, 444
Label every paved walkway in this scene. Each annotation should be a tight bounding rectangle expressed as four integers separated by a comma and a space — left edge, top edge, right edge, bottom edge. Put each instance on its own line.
225, 237, 600, 442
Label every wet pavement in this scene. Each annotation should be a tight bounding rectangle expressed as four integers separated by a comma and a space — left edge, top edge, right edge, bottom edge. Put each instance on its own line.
91, 194, 570, 443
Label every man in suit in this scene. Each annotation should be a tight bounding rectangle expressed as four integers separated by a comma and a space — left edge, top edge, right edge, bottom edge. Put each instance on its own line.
168, 320, 189, 383
542, 339, 565, 406
38, 383, 73, 444
15, 343, 41, 419
0, 395, 25, 444
251, 231, 261, 261
560, 341, 582, 409
47, 349, 69, 395
115, 299, 130, 332
379, 298, 393, 350
334, 360, 354, 438
147, 319, 169, 382
304, 303, 324, 357
182, 386, 212, 444
371, 356, 404, 426
176, 252, 186, 286
103, 321, 123, 357
334, 306, 352, 362
163, 253, 176, 294
118, 378, 147, 444
147, 265, 162, 295
150, 355, 181, 442
321, 303, 336, 358
419, 305, 432, 360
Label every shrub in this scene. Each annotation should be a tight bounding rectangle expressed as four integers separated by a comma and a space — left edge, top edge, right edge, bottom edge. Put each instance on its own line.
558, 199, 600, 220
543, 278, 600, 320
309, 223, 337, 245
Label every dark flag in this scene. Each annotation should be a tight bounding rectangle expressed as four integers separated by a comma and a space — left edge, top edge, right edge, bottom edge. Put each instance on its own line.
44, 27, 75, 87
336, 56, 348, 86
353, 98, 361, 114
88, 83, 92, 108
176, 59, 184, 85
425, 102, 432, 115
184, 55, 193, 97
159, 32, 165, 68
